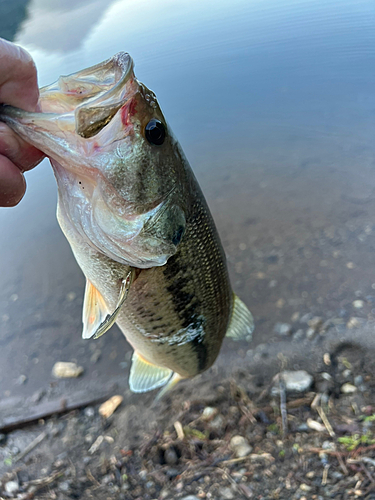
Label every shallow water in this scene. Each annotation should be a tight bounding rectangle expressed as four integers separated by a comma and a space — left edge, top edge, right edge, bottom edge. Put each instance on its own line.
0, 0, 375, 407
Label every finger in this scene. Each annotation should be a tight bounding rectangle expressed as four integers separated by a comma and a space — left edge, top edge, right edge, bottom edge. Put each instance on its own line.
0, 122, 44, 172
0, 155, 26, 206
0, 38, 39, 111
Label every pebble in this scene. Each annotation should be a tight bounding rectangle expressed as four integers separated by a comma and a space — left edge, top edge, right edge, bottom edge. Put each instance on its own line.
210, 414, 225, 430
281, 370, 313, 393
347, 317, 361, 329
293, 329, 305, 341
220, 487, 235, 499
341, 383, 357, 394
306, 327, 316, 340
300, 313, 313, 323
99, 395, 123, 418
300, 484, 312, 492
182, 496, 200, 500
291, 312, 300, 322
201, 407, 218, 421
308, 316, 323, 330
5, 480, 19, 494
16, 374, 27, 385
353, 300, 364, 309
307, 419, 326, 432
230, 436, 253, 458
164, 447, 178, 466
84, 407, 95, 418
52, 362, 84, 378
274, 323, 292, 336
354, 375, 364, 386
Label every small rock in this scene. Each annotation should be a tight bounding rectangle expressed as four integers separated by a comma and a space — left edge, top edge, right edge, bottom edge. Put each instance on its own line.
306, 327, 316, 340
307, 419, 326, 432
166, 469, 180, 479
84, 407, 95, 418
29, 389, 46, 403
354, 375, 364, 386
230, 435, 253, 458
323, 353, 331, 366
99, 395, 123, 418
164, 447, 178, 466
293, 329, 305, 341
201, 406, 218, 421
308, 316, 323, 330
182, 496, 200, 500
353, 300, 364, 309
300, 313, 313, 323
341, 383, 357, 394
347, 317, 362, 329
59, 481, 71, 492
300, 483, 312, 492
291, 312, 300, 322
52, 362, 83, 378
342, 369, 352, 379
5, 480, 19, 494
90, 350, 101, 364
16, 374, 27, 385
274, 322, 292, 336
210, 414, 225, 430
220, 487, 235, 499
281, 370, 313, 393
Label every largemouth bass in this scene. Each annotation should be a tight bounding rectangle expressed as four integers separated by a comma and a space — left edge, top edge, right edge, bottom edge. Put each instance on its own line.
0, 53, 254, 394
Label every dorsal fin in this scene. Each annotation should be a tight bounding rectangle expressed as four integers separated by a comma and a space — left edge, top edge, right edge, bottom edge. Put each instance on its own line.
82, 279, 110, 339
226, 294, 254, 341
129, 352, 173, 393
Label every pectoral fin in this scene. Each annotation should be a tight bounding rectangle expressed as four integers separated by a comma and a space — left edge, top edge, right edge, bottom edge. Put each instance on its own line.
129, 352, 173, 393
82, 279, 110, 339
225, 294, 254, 341
82, 269, 134, 340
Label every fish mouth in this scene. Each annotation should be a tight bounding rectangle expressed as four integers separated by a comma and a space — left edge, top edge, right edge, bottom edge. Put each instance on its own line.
39, 52, 135, 139
0, 52, 137, 147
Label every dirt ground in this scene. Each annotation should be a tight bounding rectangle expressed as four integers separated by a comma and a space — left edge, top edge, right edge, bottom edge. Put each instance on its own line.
2, 317, 375, 500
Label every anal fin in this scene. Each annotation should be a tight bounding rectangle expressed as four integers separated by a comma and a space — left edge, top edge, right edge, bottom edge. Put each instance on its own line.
82, 279, 110, 339
129, 352, 173, 393
226, 294, 254, 341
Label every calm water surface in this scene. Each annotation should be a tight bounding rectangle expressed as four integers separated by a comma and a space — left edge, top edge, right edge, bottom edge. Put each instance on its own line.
0, 0, 375, 404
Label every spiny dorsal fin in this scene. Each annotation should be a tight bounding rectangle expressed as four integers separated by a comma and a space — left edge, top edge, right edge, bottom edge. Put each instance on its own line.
129, 352, 173, 393
226, 294, 254, 341
82, 279, 110, 339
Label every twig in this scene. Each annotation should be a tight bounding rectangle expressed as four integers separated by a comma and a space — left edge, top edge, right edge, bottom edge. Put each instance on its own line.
322, 465, 330, 485
174, 421, 184, 440
361, 463, 375, 485
86, 467, 101, 488
14, 431, 47, 462
279, 377, 288, 437
316, 406, 335, 438
335, 451, 349, 475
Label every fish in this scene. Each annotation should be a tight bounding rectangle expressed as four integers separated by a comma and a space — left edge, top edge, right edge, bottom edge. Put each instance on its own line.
0, 52, 254, 395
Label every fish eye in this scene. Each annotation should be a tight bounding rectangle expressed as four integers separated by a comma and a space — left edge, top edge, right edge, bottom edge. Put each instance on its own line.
145, 119, 166, 146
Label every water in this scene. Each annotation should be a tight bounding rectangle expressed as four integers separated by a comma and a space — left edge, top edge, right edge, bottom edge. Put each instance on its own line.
0, 0, 375, 406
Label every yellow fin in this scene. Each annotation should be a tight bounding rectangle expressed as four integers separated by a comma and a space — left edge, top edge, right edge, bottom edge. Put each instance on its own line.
226, 294, 254, 340
129, 352, 173, 393
82, 279, 110, 339
155, 373, 183, 401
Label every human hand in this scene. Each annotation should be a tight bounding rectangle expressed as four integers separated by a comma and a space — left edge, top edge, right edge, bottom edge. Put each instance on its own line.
0, 38, 44, 207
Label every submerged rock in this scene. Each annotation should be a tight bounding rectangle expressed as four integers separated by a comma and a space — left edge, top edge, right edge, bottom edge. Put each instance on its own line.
281, 370, 313, 393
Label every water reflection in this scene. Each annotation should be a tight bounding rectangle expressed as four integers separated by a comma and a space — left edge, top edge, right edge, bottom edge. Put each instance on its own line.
0, 0, 375, 402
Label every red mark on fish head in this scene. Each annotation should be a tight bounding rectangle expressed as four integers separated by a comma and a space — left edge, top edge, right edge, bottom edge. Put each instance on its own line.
121, 98, 137, 127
